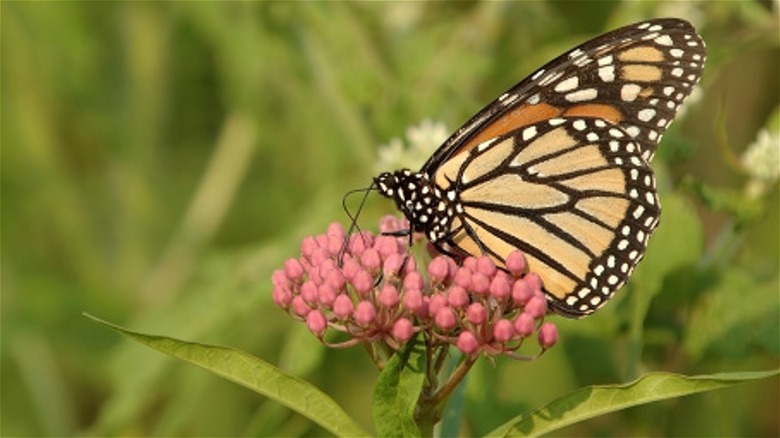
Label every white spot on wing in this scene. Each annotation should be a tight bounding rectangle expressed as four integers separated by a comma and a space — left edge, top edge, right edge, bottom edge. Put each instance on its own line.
654, 35, 673, 46
638, 109, 656, 122
522, 126, 537, 141
621, 84, 641, 102
555, 76, 579, 92
598, 66, 615, 82
565, 88, 598, 102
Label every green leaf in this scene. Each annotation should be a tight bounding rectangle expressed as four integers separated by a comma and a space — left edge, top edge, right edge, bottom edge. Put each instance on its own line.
372, 338, 427, 438
683, 178, 763, 223
684, 269, 780, 360
486, 370, 780, 437
83, 313, 369, 438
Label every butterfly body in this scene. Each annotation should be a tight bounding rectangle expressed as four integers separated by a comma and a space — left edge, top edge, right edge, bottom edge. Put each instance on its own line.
376, 19, 705, 318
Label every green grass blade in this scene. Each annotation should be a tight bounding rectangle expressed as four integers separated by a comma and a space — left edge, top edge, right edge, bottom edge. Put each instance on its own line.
84, 313, 369, 437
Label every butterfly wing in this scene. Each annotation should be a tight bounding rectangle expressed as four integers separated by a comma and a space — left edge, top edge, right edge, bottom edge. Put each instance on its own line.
422, 18, 705, 176
433, 117, 660, 317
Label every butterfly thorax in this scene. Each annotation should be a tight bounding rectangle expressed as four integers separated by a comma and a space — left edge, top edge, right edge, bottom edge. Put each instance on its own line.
375, 169, 461, 242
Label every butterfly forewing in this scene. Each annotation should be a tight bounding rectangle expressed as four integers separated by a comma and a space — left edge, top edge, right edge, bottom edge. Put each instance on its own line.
422, 18, 705, 173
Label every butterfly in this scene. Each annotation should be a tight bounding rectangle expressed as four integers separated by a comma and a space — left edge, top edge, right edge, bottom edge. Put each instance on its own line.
374, 18, 706, 318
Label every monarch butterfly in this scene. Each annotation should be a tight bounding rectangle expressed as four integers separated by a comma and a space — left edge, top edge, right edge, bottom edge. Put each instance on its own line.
374, 18, 706, 318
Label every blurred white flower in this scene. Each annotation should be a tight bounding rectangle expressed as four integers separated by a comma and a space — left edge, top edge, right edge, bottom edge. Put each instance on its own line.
375, 119, 449, 173
382, 3, 424, 34
742, 127, 780, 198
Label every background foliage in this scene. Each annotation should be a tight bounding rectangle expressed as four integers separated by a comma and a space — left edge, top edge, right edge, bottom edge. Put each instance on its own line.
2, 2, 778, 436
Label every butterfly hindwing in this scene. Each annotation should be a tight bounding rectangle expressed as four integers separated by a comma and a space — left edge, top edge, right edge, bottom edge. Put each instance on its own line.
432, 117, 659, 317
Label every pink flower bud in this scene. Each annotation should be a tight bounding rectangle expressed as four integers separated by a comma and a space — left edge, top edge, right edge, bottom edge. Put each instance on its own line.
428, 256, 450, 283
490, 275, 510, 301
318, 257, 337, 274
379, 215, 404, 233
326, 222, 345, 238
428, 293, 448, 317
403, 288, 424, 313
447, 285, 469, 308
310, 247, 329, 266
463, 257, 478, 271
392, 318, 414, 342
383, 253, 405, 277
524, 272, 543, 294
374, 235, 399, 259
327, 235, 344, 256
476, 256, 497, 277
466, 302, 487, 325
300, 280, 318, 304
315, 234, 329, 249
341, 258, 360, 280
538, 322, 558, 349
284, 258, 304, 281
511, 279, 533, 305
355, 301, 377, 326
513, 312, 535, 337
272, 285, 292, 307
435, 306, 456, 330
525, 295, 548, 319
333, 294, 353, 319
457, 331, 479, 355
301, 236, 319, 258
325, 269, 346, 290
379, 284, 400, 307
318, 283, 338, 306
493, 319, 515, 342
506, 250, 526, 275
403, 271, 423, 291
306, 310, 327, 337
348, 233, 370, 255
470, 272, 490, 295
454, 267, 472, 289
271, 270, 288, 287
360, 248, 381, 271
291, 296, 311, 317
351, 269, 374, 296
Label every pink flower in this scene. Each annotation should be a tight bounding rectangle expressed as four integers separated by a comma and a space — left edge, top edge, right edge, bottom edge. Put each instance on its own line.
271, 216, 557, 359
538, 322, 559, 349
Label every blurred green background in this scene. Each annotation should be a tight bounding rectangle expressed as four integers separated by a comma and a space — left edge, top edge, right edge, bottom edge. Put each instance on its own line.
2, 2, 778, 437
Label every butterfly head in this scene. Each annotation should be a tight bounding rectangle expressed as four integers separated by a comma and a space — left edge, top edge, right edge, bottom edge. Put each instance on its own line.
375, 169, 459, 241
374, 169, 423, 220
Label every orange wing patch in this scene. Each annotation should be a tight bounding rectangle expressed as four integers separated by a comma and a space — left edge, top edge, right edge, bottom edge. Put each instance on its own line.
453, 102, 625, 159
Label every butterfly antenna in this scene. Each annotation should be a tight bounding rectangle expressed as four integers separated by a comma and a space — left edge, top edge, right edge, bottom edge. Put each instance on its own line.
339, 182, 376, 266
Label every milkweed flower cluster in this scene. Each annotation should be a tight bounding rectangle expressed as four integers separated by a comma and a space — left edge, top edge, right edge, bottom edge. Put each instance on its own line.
271, 216, 558, 359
